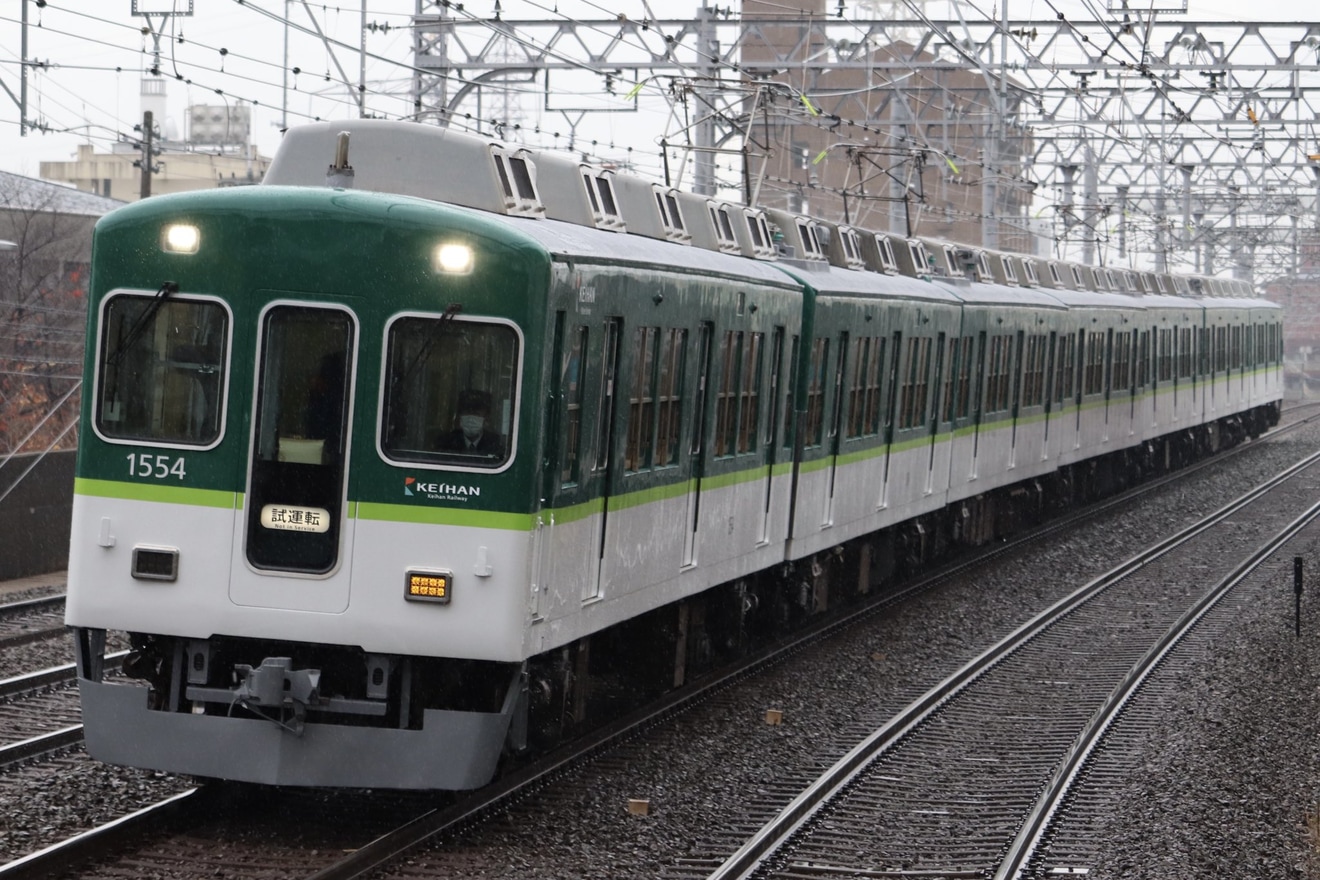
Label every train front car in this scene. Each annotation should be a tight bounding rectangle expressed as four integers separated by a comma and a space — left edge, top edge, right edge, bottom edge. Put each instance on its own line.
66, 184, 546, 789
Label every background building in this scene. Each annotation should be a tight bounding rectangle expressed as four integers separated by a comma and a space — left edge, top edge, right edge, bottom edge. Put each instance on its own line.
39, 78, 270, 202
738, 0, 1034, 252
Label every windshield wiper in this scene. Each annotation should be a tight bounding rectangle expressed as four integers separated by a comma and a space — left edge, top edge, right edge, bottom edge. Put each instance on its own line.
106, 280, 179, 370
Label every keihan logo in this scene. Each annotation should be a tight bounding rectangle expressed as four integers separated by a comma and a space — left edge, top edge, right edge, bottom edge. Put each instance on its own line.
404, 477, 480, 500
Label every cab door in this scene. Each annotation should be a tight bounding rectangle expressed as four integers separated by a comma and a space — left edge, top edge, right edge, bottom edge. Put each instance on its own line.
231, 302, 356, 611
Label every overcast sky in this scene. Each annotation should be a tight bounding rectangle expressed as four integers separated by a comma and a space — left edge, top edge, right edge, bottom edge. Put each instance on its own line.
0, 1, 1309, 184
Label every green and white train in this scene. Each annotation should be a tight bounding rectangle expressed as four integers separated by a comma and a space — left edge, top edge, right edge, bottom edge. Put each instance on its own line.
66, 120, 1282, 789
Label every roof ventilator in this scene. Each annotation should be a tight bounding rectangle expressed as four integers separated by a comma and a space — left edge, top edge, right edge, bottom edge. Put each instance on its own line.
326, 131, 354, 188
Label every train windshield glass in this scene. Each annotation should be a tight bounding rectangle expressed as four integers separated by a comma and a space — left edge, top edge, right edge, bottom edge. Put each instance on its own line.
381, 317, 518, 469
95, 293, 229, 445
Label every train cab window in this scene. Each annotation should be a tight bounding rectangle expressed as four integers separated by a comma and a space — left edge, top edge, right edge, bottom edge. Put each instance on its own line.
246, 306, 354, 574
96, 292, 229, 446
381, 316, 519, 469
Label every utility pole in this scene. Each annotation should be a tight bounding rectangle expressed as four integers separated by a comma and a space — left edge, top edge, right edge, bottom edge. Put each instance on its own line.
19, 0, 29, 135
138, 111, 155, 200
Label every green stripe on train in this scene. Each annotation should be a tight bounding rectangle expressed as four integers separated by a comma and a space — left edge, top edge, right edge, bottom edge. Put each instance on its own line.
74, 478, 237, 509
356, 502, 537, 531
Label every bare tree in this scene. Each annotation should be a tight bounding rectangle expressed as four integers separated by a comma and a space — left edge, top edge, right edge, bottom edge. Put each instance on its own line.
0, 172, 99, 456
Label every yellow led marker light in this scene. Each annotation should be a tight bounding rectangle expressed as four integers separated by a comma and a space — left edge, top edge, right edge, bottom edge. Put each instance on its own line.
406, 570, 452, 604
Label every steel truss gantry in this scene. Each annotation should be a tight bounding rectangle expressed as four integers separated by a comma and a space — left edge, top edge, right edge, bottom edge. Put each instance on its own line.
411, 4, 1320, 280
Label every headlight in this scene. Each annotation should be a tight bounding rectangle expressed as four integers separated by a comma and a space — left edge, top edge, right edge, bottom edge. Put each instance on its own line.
161, 224, 200, 254
434, 242, 474, 274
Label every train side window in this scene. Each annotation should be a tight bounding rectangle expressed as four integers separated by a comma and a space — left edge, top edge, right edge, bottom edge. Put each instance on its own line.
1112, 331, 1131, 393
655, 328, 687, 467
765, 329, 785, 447
560, 325, 588, 485
380, 316, 519, 469
898, 336, 932, 429
983, 335, 1012, 415
691, 323, 714, 457
625, 326, 658, 473
96, 292, 229, 446
1022, 334, 1047, 407
782, 334, 799, 451
1138, 330, 1151, 388
945, 336, 974, 421
737, 332, 764, 454
1158, 329, 1172, 382
864, 336, 886, 434
714, 330, 742, 458
803, 337, 829, 448
1054, 333, 1075, 404
847, 336, 871, 439
595, 319, 622, 472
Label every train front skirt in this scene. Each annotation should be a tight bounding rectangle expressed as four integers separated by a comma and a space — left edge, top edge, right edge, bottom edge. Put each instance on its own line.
76, 671, 521, 790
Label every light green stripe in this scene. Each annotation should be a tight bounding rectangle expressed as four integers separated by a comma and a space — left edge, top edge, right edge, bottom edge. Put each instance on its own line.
799, 455, 832, 475
547, 496, 605, 526
703, 464, 772, 492
357, 501, 536, 531
611, 478, 696, 513
75, 477, 237, 509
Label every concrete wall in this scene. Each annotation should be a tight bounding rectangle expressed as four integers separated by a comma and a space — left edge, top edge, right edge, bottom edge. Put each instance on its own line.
0, 450, 73, 580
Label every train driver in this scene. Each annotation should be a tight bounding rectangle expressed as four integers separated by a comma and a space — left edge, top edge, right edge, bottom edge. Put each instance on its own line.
437, 389, 504, 457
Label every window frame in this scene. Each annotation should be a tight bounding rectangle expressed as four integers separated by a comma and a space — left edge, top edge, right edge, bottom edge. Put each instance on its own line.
92, 288, 233, 451
375, 312, 525, 474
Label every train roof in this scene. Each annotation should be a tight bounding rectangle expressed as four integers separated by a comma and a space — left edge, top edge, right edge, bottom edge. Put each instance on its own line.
932, 278, 1071, 310
771, 258, 964, 304
264, 120, 1269, 308
502, 214, 799, 288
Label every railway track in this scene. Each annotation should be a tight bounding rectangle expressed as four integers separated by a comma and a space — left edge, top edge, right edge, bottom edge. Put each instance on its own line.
0, 656, 129, 773
0, 595, 66, 650
699, 441, 1320, 879
1, 410, 1316, 878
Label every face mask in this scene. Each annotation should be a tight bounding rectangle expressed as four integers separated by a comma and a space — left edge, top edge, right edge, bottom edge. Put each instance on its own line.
460, 415, 485, 440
